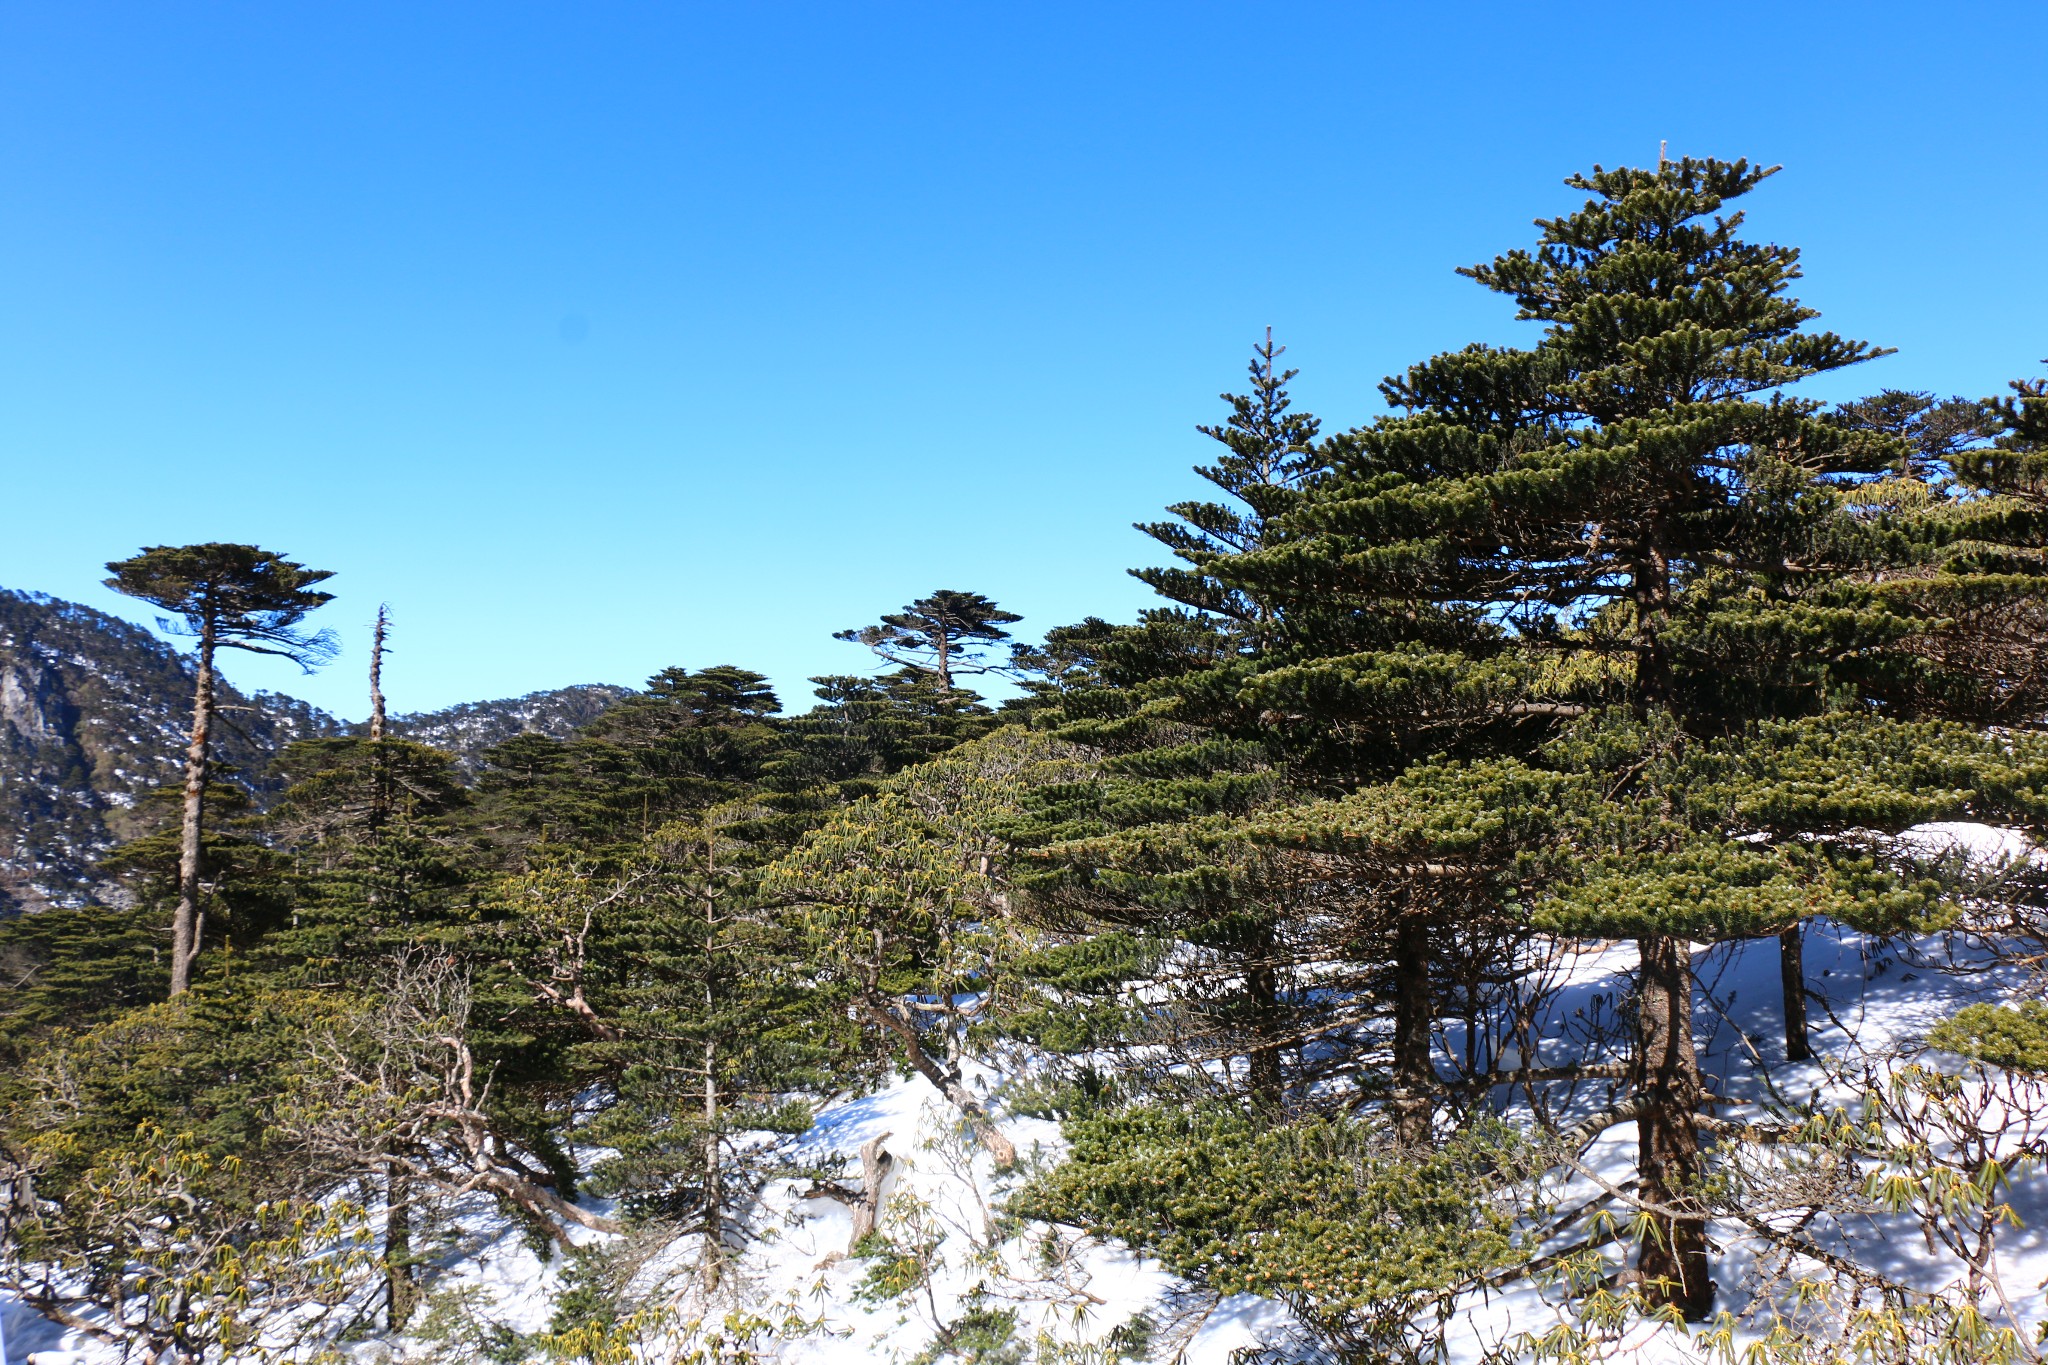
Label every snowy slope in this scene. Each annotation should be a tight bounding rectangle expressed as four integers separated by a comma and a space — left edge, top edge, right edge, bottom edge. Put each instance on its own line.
7, 822, 2046, 1364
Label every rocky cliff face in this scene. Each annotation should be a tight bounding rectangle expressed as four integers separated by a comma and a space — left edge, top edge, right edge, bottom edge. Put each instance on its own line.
0, 589, 339, 912
0, 588, 629, 913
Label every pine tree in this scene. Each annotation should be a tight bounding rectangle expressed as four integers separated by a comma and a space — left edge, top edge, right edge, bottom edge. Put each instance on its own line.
1215, 158, 2048, 1316
1002, 344, 1350, 1112
1134, 327, 1321, 627
103, 545, 337, 994
835, 590, 1022, 692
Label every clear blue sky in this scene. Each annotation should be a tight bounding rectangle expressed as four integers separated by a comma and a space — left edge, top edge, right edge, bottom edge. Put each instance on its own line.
4, 2, 2043, 719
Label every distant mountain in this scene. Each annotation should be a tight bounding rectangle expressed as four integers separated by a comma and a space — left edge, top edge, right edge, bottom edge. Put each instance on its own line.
386, 684, 632, 776
0, 588, 629, 913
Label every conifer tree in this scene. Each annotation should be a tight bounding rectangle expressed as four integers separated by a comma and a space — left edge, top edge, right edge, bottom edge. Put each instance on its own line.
1963, 370, 2048, 503
1135, 327, 1321, 627
261, 738, 470, 975
258, 612, 467, 1329
567, 802, 842, 1288
768, 729, 1094, 1166
835, 590, 1022, 692
470, 665, 786, 858
103, 544, 336, 994
1215, 158, 2048, 1316
1005, 349, 1308, 1111
767, 669, 994, 807
1011, 339, 1482, 1116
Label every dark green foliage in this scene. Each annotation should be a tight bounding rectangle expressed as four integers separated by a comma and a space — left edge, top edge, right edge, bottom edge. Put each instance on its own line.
835, 589, 1022, 691
1008, 342, 1471, 1117
0, 903, 166, 1045
1007, 157, 2048, 1331
104, 543, 338, 668
1930, 1002, 2048, 1074
1018, 1106, 1526, 1361
543, 1243, 626, 1345
1134, 330, 1321, 626
259, 736, 473, 976
1002, 933, 1157, 1055
543, 813, 853, 1225
470, 665, 785, 856
912, 1307, 1021, 1365
1959, 373, 2048, 504
767, 669, 996, 808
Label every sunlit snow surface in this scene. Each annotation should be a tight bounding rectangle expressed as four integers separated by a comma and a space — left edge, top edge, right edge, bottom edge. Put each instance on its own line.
6, 821, 2046, 1363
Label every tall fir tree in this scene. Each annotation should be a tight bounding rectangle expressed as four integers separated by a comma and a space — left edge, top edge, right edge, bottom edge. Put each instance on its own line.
1010, 338, 1405, 1112
835, 590, 1022, 692
103, 544, 337, 994
1214, 158, 2048, 1315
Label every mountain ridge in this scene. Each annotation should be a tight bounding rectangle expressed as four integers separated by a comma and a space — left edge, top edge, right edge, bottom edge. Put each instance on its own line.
0, 586, 630, 913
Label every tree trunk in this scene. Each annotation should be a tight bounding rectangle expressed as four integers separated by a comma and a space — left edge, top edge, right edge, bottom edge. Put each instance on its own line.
368, 603, 389, 742
701, 845, 727, 1290
1779, 923, 1812, 1062
800, 1133, 895, 1258
846, 1134, 893, 1249
857, 994, 1016, 1167
1391, 913, 1435, 1147
1246, 922, 1283, 1107
171, 619, 216, 997
702, 1033, 723, 1291
385, 1163, 419, 1330
1631, 933, 1712, 1320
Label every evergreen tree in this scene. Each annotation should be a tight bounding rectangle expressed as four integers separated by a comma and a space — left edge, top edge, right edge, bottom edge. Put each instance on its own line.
103, 544, 337, 994
567, 803, 844, 1289
469, 665, 786, 859
1963, 369, 2048, 503
768, 729, 1095, 1166
260, 737, 471, 979
1214, 158, 2048, 1316
1134, 327, 1321, 627
835, 590, 1022, 692
1011, 341, 1460, 1117
766, 669, 995, 809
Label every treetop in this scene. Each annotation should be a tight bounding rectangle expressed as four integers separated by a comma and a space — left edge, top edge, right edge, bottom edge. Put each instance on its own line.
104, 542, 338, 668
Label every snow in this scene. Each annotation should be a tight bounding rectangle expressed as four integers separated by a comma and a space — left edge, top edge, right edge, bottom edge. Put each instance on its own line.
7, 821, 2048, 1363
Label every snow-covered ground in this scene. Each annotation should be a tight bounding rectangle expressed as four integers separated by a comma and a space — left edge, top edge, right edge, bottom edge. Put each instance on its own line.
7, 823, 2046, 1363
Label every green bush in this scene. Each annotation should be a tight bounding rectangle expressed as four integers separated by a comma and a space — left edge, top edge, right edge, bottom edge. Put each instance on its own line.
1016, 1105, 1526, 1360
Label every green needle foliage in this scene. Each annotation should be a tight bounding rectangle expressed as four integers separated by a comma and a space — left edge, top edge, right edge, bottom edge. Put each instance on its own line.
1017, 1105, 1532, 1363
1191, 157, 2048, 1320
1930, 1001, 2048, 1075
835, 590, 1024, 693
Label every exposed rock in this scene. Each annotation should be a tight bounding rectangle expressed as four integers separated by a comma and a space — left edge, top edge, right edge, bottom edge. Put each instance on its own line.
386, 683, 632, 777
0, 588, 630, 914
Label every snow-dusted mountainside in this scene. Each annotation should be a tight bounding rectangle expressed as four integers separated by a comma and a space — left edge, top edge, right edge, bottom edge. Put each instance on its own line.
7, 826, 2041, 1365
0, 588, 341, 913
0, 587, 631, 913
388, 684, 632, 776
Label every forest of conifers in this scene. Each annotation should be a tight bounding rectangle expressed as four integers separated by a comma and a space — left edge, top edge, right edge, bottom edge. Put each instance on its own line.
6, 156, 2048, 1365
